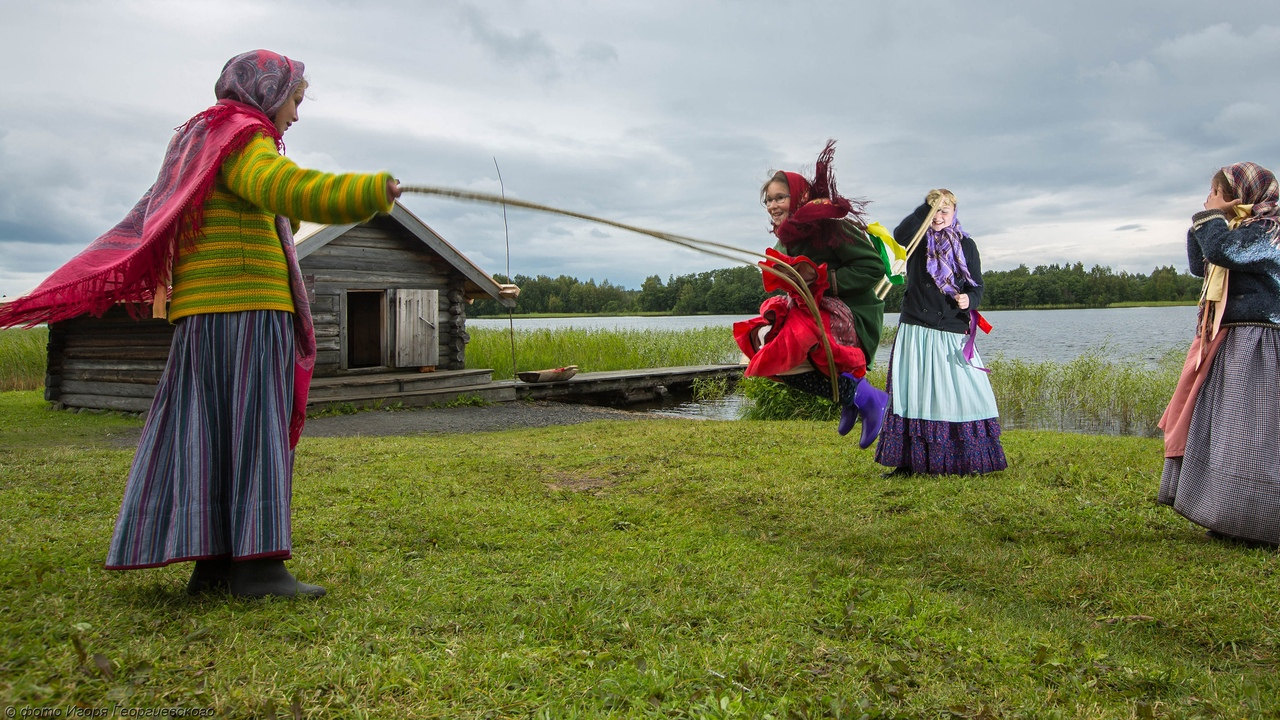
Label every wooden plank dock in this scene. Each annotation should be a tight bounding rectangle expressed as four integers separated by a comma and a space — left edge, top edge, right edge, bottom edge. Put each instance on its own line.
511, 364, 743, 404
50, 356, 745, 415
305, 364, 744, 412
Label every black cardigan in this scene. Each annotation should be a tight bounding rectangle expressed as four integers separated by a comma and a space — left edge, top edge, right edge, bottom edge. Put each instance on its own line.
893, 202, 984, 334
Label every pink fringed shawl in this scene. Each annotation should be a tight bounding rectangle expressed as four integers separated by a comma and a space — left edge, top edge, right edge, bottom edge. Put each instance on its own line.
0, 101, 284, 328
0, 50, 317, 447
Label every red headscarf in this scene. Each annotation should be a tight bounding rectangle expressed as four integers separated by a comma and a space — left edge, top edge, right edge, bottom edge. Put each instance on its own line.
771, 140, 869, 250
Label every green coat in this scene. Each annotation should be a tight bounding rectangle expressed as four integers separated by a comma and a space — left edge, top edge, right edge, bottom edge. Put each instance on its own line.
774, 219, 887, 365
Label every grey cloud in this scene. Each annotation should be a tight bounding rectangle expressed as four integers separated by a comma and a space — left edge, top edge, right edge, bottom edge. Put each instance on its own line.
7, 1, 1280, 295
457, 4, 558, 78
576, 42, 618, 66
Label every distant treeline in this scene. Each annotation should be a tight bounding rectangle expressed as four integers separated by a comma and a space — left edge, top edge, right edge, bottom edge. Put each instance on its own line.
469, 262, 1203, 316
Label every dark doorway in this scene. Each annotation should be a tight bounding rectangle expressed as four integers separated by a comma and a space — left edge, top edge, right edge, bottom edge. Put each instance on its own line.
346, 291, 384, 368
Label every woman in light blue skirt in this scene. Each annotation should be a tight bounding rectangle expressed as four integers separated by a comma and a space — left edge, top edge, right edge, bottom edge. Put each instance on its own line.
875, 189, 1007, 475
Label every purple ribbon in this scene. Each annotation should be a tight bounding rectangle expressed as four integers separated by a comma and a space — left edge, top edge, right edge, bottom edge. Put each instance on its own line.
962, 309, 991, 374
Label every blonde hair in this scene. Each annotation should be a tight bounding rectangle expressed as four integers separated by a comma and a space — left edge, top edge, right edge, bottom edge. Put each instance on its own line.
926, 188, 957, 209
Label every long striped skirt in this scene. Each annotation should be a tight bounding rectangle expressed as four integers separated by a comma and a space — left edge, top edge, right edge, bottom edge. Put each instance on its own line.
105, 310, 296, 569
1158, 324, 1280, 544
875, 323, 1006, 475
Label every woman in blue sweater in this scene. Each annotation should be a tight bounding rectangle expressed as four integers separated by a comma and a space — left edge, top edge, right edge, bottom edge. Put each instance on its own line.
1159, 162, 1280, 547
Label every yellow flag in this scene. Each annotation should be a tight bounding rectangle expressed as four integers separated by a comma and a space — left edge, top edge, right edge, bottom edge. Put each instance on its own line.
866, 222, 906, 261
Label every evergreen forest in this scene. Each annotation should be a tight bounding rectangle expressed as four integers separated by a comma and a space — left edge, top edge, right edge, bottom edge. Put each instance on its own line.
469, 262, 1204, 316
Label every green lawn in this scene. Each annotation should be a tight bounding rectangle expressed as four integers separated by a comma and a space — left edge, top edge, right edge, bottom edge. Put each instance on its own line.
1, 390, 1276, 718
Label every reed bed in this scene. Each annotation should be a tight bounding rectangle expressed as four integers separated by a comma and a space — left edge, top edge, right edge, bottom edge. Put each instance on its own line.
0, 327, 47, 391
742, 343, 1184, 436
465, 325, 740, 379
991, 348, 1184, 436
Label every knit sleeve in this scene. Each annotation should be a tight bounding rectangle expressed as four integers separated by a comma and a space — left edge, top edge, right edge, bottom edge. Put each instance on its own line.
1191, 215, 1280, 276
220, 133, 394, 224
893, 202, 931, 245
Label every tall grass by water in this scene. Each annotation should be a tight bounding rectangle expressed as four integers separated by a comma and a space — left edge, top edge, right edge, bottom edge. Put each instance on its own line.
0, 327, 47, 391
740, 343, 1183, 437
466, 325, 740, 380
992, 348, 1184, 436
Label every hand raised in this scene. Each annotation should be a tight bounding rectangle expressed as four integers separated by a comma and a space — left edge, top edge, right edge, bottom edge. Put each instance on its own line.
1204, 186, 1241, 213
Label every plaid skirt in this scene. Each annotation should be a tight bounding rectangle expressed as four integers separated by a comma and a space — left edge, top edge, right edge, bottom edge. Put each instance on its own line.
105, 310, 296, 569
875, 323, 1006, 475
1158, 324, 1280, 544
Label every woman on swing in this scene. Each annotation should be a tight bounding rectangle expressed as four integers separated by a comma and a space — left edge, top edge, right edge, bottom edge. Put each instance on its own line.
734, 141, 890, 448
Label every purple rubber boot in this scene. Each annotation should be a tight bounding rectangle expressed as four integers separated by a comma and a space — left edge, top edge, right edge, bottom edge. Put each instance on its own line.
838, 403, 858, 436
837, 372, 863, 437
850, 374, 889, 449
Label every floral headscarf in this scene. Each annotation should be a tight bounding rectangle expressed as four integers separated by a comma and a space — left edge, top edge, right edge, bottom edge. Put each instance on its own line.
215, 49, 305, 121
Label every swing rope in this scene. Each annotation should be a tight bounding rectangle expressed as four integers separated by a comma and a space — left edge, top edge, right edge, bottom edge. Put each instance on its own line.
400, 184, 844, 402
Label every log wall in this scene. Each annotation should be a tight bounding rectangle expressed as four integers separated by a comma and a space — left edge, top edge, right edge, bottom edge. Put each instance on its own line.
46, 215, 481, 410
46, 306, 172, 412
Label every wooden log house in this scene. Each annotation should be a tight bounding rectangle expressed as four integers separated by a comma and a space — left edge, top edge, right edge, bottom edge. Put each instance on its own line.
44, 203, 515, 413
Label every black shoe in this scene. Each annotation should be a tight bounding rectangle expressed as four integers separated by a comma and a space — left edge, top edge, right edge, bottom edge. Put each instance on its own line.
1205, 529, 1278, 550
881, 466, 913, 479
230, 559, 326, 598
186, 557, 233, 595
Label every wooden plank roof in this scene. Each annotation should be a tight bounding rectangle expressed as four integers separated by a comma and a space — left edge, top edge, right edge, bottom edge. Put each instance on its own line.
294, 202, 515, 307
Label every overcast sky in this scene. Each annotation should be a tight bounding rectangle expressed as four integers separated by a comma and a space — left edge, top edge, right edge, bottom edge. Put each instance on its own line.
3, 0, 1279, 297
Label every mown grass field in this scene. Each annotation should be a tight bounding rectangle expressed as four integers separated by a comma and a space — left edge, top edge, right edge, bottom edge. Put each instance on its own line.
2, 389, 1277, 718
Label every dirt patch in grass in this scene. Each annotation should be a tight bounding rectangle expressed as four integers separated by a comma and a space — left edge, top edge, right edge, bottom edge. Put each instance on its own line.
544, 472, 620, 494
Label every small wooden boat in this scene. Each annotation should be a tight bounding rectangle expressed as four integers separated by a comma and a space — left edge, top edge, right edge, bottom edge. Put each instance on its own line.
517, 365, 579, 383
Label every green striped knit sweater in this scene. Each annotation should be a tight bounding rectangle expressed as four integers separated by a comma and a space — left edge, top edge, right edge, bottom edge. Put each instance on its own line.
169, 133, 393, 321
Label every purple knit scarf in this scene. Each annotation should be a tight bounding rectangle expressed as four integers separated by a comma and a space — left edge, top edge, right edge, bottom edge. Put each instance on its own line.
925, 215, 976, 296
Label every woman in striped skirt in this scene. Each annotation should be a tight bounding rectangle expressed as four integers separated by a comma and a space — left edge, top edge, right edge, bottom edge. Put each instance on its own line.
1158, 163, 1280, 548
0, 49, 402, 599
96, 50, 402, 596
875, 189, 1006, 475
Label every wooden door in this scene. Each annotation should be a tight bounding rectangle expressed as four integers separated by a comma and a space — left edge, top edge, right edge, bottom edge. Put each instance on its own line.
392, 289, 439, 368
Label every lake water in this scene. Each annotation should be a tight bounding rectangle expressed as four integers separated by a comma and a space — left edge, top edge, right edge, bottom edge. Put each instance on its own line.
468, 306, 1199, 366
468, 307, 1200, 428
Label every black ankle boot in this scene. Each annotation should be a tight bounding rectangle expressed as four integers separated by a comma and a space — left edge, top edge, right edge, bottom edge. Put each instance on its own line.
187, 557, 233, 595
230, 559, 326, 598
